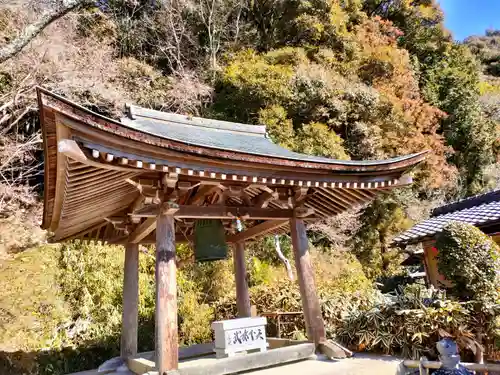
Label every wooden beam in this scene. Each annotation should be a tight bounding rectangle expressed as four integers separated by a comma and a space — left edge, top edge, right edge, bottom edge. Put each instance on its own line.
57, 139, 86, 162
233, 242, 251, 317
290, 217, 326, 346
306, 196, 340, 215
327, 188, 360, 206
162, 172, 178, 188
252, 190, 279, 208
50, 126, 71, 232
66, 166, 111, 184
131, 205, 299, 220
313, 189, 349, 210
225, 185, 252, 206
128, 217, 157, 244
189, 184, 220, 205
121, 243, 139, 359
111, 233, 193, 244
295, 207, 314, 217
142, 186, 161, 205
128, 195, 145, 223
339, 188, 372, 203
293, 187, 309, 206
57, 138, 138, 173
227, 220, 288, 243
355, 188, 375, 199
304, 202, 329, 218
249, 184, 274, 193
177, 181, 194, 204
115, 223, 131, 235
105, 216, 126, 225
155, 213, 178, 372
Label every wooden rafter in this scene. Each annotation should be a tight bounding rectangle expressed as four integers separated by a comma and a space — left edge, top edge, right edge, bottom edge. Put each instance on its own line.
61, 221, 109, 242
312, 189, 348, 210
319, 188, 354, 208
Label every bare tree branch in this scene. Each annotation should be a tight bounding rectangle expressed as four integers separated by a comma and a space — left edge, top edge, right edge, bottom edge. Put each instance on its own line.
0, 0, 90, 64
274, 235, 294, 281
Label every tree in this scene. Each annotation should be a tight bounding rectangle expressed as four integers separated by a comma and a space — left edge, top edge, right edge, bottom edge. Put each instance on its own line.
363, 1, 496, 195
465, 29, 500, 78
362, 0, 450, 68
294, 122, 349, 159
423, 45, 496, 194
350, 194, 413, 279
0, 0, 91, 64
436, 222, 500, 303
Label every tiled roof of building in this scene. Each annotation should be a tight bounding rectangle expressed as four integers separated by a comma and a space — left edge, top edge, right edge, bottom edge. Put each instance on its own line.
393, 190, 500, 245
121, 104, 425, 167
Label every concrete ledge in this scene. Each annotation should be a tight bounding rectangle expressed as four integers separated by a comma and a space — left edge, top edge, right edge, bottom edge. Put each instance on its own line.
166, 343, 315, 375
89, 341, 317, 375
266, 338, 309, 349
133, 342, 215, 362
128, 357, 156, 374
98, 343, 215, 374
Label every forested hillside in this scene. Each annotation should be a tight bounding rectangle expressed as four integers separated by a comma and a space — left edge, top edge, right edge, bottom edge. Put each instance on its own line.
465, 30, 500, 150
0, 0, 499, 374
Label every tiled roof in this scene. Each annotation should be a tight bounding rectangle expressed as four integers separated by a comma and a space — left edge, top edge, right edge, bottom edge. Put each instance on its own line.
432, 190, 500, 216
394, 190, 500, 245
121, 104, 426, 167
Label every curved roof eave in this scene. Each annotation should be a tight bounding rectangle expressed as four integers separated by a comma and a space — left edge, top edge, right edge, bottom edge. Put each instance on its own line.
37, 87, 428, 173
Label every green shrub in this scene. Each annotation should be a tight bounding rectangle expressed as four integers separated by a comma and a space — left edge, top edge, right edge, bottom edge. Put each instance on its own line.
336, 286, 488, 360
258, 105, 295, 148
178, 270, 214, 345
436, 222, 500, 303
58, 241, 125, 340
116, 57, 172, 109
215, 249, 373, 339
248, 257, 273, 287
294, 122, 350, 159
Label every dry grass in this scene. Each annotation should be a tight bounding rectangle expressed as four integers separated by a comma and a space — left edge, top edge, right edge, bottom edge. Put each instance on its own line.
0, 198, 45, 259
117, 57, 213, 114
0, 244, 68, 351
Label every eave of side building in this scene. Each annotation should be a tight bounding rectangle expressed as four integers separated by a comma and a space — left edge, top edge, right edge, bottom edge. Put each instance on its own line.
394, 190, 500, 246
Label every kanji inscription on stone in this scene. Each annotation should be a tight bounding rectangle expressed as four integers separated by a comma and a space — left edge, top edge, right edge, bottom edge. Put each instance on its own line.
212, 317, 268, 358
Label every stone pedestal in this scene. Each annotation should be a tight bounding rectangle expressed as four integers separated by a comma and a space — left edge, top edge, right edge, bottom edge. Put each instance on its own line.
212, 317, 268, 358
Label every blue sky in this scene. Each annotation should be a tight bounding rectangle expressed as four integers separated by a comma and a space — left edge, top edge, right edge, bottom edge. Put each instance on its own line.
439, 0, 500, 41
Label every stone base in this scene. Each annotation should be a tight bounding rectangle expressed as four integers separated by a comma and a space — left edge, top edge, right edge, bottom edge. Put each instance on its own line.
214, 345, 267, 359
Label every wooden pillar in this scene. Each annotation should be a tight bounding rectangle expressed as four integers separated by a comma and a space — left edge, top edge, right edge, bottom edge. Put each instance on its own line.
155, 213, 178, 374
290, 217, 326, 346
121, 243, 139, 359
233, 242, 251, 317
